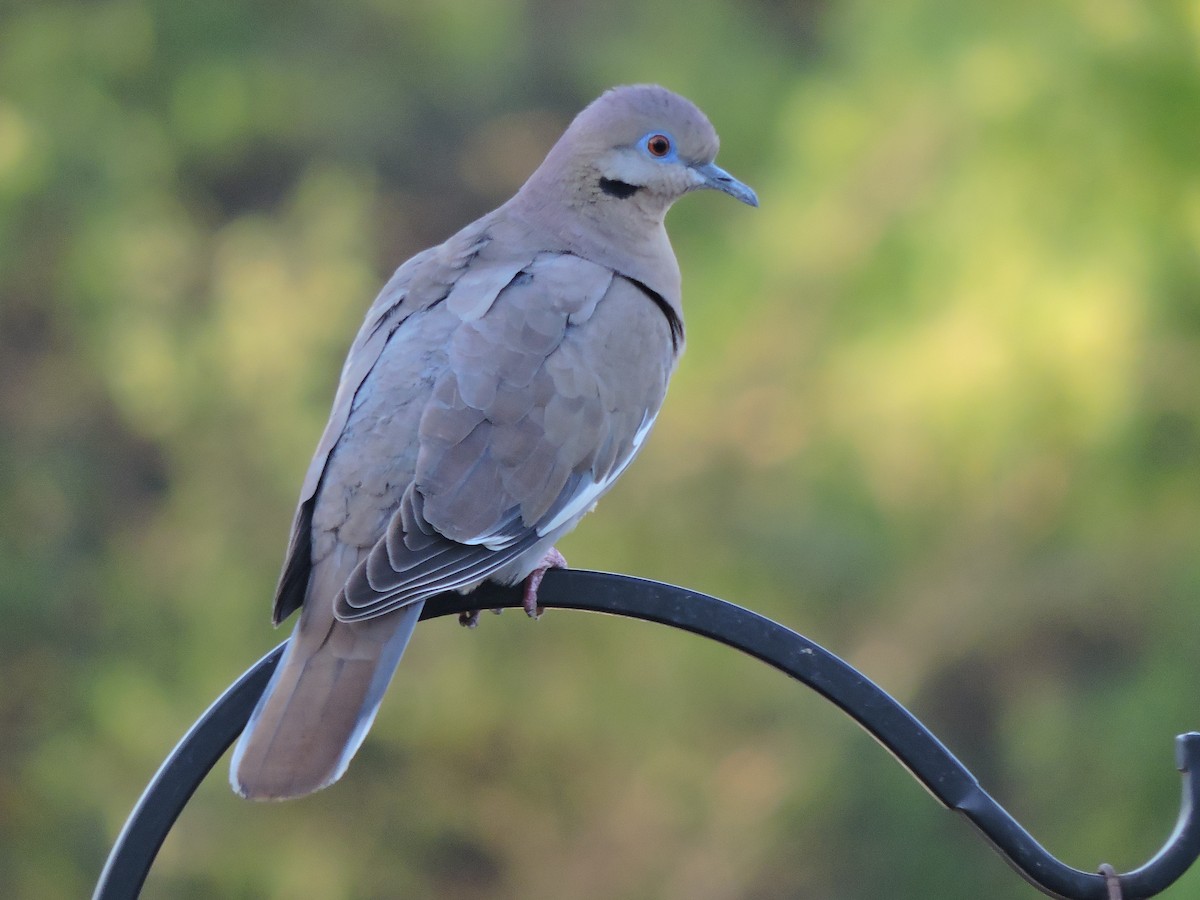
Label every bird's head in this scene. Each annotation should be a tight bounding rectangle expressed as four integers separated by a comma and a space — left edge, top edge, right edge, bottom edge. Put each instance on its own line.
520, 85, 758, 225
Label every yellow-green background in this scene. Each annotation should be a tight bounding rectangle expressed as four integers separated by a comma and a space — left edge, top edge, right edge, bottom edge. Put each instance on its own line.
3, 1, 1200, 897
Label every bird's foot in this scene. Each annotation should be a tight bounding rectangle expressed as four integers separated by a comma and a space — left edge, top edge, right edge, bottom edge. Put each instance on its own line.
458, 608, 505, 628
521, 547, 568, 619
457, 548, 567, 625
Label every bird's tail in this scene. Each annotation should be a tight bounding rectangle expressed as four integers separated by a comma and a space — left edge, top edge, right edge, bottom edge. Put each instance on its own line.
230, 601, 422, 800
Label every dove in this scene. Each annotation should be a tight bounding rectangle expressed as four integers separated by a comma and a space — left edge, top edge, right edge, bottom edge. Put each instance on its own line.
230, 84, 757, 800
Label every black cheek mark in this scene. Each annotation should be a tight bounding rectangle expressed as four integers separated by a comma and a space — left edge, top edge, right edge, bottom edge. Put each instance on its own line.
599, 177, 641, 199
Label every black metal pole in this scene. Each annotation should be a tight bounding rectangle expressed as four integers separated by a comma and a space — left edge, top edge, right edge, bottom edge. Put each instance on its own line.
93, 570, 1200, 900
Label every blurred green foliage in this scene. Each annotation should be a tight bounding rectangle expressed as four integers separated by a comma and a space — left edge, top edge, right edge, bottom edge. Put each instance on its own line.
3, 0, 1200, 897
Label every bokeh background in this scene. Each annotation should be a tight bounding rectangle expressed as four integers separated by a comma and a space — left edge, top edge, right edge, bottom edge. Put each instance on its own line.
4, 0, 1200, 897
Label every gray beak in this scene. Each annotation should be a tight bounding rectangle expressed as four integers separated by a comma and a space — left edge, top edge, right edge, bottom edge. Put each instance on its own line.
691, 161, 759, 207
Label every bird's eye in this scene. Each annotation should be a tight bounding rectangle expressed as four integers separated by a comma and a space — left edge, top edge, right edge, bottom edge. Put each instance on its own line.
646, 134, 672, 158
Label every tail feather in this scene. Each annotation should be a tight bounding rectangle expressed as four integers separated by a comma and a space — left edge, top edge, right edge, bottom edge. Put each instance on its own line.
230, 601, 422, 800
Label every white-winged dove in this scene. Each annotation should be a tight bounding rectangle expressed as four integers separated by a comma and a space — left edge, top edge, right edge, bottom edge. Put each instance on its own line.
231, 84, 757, 800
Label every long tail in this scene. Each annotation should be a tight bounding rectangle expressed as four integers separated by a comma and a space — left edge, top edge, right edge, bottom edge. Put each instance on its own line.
230, 601, 423, 800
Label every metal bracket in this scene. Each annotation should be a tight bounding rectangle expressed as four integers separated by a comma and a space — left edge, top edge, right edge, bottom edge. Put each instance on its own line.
93, 569, 1200, 899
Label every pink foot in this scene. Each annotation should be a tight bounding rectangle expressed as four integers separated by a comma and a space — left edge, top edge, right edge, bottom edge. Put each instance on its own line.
521, 547, 567, 619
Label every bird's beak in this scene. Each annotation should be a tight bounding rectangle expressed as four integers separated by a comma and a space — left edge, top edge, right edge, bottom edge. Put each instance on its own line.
690, 161, 759, 207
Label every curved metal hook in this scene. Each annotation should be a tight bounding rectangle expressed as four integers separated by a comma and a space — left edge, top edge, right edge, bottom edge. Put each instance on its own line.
93, 570, 1200, 900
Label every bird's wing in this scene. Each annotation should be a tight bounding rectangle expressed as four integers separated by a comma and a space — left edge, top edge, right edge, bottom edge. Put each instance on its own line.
272, 221, 515, 622
333, 251, 679, 622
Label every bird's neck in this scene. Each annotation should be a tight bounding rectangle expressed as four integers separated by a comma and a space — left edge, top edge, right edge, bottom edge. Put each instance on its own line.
506, 181, 681, 305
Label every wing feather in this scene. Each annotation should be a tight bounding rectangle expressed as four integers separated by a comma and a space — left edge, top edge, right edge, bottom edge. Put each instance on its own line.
331, 257, 680, 623
271, 225, 494, 623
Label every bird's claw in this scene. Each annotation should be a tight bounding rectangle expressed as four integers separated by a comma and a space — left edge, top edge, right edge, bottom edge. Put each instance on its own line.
458, 608, 506, 628
521, 547, 568, 619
